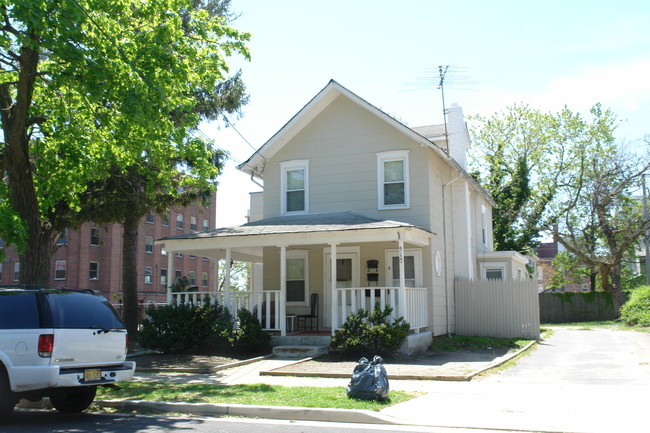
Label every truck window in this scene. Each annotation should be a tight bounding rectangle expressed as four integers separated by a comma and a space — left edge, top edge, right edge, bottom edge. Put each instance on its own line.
45, 291, 125, 329
0, 291, 40, 329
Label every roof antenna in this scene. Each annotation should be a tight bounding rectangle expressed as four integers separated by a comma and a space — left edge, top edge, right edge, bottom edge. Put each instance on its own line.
438, 65, 450, 152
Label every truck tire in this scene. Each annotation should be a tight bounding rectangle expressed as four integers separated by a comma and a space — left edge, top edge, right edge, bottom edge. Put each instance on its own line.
0, 367, 17, 423
50, 387, 97, 414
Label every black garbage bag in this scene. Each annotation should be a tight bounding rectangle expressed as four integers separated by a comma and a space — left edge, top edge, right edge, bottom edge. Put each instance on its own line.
346, 355, 389, 400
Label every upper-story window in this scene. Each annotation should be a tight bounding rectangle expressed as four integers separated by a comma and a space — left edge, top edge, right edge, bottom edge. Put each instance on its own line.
280, 160, 309, 214
146, 213, 154, 224
377, 150, 410, 209
90, 227, 100, 246
176, 214, 184, 230
190, 216, 197, 231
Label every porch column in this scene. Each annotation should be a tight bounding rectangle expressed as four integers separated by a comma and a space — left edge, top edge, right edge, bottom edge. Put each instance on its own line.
225, 248, 232, 313
398, 236, 406, 319
330, 243, 338, 336
166, 248, 174, 304
279, 245, 287, 336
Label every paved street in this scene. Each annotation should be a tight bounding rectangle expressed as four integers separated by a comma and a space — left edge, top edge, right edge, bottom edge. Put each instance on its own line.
382, 328, 650, 432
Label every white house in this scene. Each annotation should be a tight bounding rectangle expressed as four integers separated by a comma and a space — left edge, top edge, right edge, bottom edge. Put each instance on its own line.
158, 80, 532, 352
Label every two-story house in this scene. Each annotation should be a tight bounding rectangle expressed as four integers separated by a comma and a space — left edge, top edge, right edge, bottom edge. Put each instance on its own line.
158, 80, 531, 352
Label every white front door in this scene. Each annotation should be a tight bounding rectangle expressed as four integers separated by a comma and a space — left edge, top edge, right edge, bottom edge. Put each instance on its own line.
323, 249, 359, 328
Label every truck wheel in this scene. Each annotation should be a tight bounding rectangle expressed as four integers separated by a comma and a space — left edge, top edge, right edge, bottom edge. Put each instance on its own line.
50, 387, 97, 414
0, 367, 17, 423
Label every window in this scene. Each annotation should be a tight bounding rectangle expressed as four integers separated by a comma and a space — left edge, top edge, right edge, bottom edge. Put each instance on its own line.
190, 216, 197, 231
144, 267, 152, 284
57, 228, 68, 245
176, 214, 184, 230
160, 268, 168, 286
481, 204, 487, 247
385, 249, 422, 287
146, 213, 154, 224
161, 248, 168, 256
377, 150, 410, 209
13, 262, 19, 281
286, 250, 309, 304
89, 262, 99, 280
203, 219, 209, 231
162, 213, 169, 226
175, 270, 182, 283
90, 227, 100, 246
485, 268, 503, 280
54, 260, 67, 280
188, 271, 196, 286
145, 236, 153, 254
0, 263, 3, 281
189, 255, 196, 260
281, 160, 309, 214
202, 272, 208, 287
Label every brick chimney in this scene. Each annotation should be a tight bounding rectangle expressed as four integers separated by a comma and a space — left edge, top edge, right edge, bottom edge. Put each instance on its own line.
446, 103, 470, 170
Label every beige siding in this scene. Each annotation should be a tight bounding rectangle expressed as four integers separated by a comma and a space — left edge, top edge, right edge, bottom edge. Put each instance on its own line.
263, 95, 432, 229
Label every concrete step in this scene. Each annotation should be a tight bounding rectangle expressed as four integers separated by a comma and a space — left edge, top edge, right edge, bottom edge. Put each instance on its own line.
273, 345, 329, 359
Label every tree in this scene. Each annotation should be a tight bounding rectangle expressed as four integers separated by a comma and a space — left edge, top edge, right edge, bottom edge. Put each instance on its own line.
550, 131, 650, 311
469, 104, 611, 253
0, 2, 249, 293
218, 260, 250, 291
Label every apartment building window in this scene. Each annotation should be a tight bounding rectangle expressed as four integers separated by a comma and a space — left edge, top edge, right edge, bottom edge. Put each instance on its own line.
175, 270, 182, 284
176, 214, 184, 230
145, 236, 153, 254
162, 213, 169, 226
89, 262, 99, 280
13, 262, 19, 281
202, 272, 208, 287
190, 216, 197, 231
57, 228, 68, 245
377, 150, 410, 209
203, 219, 209, 231
90, 227, 100, 246
188, 271, 196, 286
160, 268, 168, 286
281, 160, 309, 214
54, 260, 67, 280
189, 255, 196, 260
146, 213, 154, 224
161, 248, 168, 256
144, 267, 152, 284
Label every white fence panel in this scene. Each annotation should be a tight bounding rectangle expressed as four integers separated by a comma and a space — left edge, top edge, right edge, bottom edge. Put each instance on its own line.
455, 279, 540, 339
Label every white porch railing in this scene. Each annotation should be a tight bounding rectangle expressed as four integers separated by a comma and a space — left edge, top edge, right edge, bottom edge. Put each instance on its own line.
333, 287, 428, 332
170, 290, 281, 331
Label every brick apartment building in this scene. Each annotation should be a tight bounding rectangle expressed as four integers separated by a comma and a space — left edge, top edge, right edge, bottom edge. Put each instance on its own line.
0, 196, 218, 305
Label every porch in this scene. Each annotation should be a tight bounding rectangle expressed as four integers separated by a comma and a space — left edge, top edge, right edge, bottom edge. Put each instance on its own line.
158, 212, 435, 340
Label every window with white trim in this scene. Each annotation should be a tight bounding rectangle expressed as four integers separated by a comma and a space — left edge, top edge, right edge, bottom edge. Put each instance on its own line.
13, 262, 19, 282
176, 214, 184, 230
281, 160, 309, 214
90, 227, 100, 246
145, 236, 153, 254
54, 260, 67, 280
485, 268, 504, 280
377, 150, 410, 209
202, 272, 208, 287
385, 249, 422, 287
286, 250, 309, 305
190, 216, 197, 231
144, 267, 152, 284
203, 218, 209, 231
89, 262, 99, 280
160, 268, 168, 286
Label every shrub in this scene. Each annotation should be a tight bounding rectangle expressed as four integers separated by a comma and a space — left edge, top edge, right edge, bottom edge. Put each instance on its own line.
330, 305, 410, 357
620, 285, 650, 327
231, 308, 271, 355
138, 298, 233, 354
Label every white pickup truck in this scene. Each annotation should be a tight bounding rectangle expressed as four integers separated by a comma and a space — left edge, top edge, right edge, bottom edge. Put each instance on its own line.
0, 286, 136, 422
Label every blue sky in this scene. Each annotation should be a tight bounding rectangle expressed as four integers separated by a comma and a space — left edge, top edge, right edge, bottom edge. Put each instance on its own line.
203, 0, 650, 226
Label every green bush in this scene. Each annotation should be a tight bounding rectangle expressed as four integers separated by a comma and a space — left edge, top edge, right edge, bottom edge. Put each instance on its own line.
138, 298, 232, 354
330, 305, 410, 357
231, 308, 271, 355
620, 285, 650, 326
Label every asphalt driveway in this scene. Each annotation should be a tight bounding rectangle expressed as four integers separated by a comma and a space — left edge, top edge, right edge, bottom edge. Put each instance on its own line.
382, 327, 650, 433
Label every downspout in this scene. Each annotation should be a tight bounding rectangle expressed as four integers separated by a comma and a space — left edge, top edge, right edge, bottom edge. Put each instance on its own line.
442, 172, 463, 336
249, 171, 264, 189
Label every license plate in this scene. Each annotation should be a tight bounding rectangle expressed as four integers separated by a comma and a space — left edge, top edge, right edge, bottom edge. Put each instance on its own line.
84, 369, 102, 382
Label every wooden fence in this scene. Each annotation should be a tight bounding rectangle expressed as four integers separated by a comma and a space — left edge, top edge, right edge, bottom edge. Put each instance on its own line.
455, 278, 540, 339
539, 292, 616, 323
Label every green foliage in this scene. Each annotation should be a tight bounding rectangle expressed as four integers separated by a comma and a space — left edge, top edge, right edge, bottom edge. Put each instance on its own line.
330, 305, 410, 357
620, 285, 650, 327
138, 298, 232, 354
429, 335, 530, 352
231, 308, 271, 355
548, 251, 591, 290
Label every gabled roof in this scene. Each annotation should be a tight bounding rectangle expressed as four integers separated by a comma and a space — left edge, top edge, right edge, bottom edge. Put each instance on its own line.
237, 79, 493, 205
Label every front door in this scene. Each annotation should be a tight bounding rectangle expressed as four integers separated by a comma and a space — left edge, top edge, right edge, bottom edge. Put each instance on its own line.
323, 250, 359, 327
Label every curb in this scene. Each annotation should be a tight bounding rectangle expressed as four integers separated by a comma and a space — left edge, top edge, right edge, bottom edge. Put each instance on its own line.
134, 354, 275, 374
95, 399, 400, 425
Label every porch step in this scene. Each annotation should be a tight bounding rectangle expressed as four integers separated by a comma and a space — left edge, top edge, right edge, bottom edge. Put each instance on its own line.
273, 345, 329, 359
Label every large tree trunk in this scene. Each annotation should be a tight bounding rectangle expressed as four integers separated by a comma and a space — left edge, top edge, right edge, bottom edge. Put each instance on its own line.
121, 213, 140, 337
600, 264, 625, 316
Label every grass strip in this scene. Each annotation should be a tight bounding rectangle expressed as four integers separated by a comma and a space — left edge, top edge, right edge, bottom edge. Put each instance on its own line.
428, 335, 533, 353
97, 382, 419, 412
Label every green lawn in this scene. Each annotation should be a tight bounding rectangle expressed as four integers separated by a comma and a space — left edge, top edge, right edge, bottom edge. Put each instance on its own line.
97, 382, 419, 411
543, 320, 649, 332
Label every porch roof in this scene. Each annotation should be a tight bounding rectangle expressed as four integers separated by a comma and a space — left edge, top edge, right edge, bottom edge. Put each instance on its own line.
157, 212, 435, 260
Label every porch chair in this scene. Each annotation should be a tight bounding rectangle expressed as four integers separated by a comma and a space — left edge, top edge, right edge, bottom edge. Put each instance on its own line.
297, 293, 319, 332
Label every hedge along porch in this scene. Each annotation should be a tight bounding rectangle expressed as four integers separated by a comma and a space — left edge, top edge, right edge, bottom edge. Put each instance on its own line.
156, 212, 434, 344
